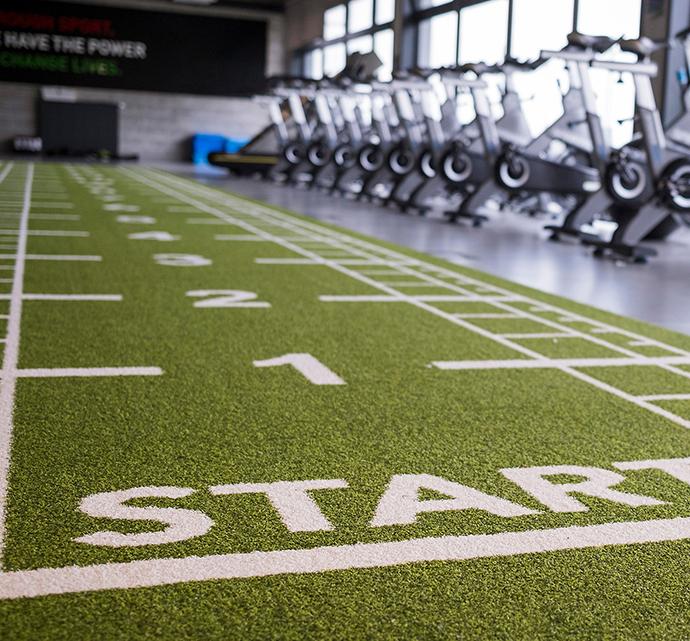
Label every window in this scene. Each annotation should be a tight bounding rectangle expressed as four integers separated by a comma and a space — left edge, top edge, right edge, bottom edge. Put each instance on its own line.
418, 11, 458, 68
374, 28, 394, 80
348, 0, 374, 33
511, 0, 574, 61
578, 0, 642, 147
324, 4, 347, 40
304, 0, 397, 81
347, 34, 373, 54
305, 48, 324, 80
458, 0, 508, 65
323, 43, 347, 77
375, 0, 395, 25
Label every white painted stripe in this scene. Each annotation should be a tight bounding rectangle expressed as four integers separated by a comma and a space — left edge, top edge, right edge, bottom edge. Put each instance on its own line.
0, 163, 32, 567
255, 258, 319, 265
320, 295, 401, 303
0, 163, 14, 185
431, 357, 690, 370
25, 254, 102, 262
13, 367, 163, 379
500, 333, 576, 339
637, 393, 690, 402
0, 230, 89, 237
0, 294, 122, 302
453, 313, 520, 319
214, 235, 266, 241
0, 516, 689, 600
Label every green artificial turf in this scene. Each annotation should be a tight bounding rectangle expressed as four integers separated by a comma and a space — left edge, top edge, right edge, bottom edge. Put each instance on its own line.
1, 162, 690, 639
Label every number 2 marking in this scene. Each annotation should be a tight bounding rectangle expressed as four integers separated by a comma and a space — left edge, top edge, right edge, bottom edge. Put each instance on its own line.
253, 353, 346, 385
186, 290, 271, 308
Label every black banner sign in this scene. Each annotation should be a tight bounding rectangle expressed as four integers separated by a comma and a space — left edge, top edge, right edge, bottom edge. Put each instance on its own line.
0, 1, 268, 96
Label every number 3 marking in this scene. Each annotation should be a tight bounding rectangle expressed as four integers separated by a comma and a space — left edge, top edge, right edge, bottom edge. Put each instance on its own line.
186, 290, 271, 308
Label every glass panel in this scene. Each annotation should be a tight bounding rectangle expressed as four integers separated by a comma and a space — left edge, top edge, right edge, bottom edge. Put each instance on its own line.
375, 0, 395, 24
347, 34, 373, 54
418, 11, 458, 68
305, 49, 324, 80
348, 0, 374, 33
415, 0, 453, 9
373, 28, 394, 80
323, 43, 347, 77
511, 0, 574, 60
577, 0, 642, 146
324, 4, 347, 40
458, 0, 509, 65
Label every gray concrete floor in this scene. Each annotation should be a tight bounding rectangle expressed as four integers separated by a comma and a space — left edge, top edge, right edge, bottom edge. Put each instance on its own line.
170, 164, 690, 336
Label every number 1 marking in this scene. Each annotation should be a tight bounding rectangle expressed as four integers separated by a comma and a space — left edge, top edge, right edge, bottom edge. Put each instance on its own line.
253, 353, 346, 385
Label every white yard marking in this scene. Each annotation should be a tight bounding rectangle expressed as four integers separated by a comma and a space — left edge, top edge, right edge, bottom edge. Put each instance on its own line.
186, 290, 270, 308
2, 516, 690, 599
0, 230, 89, 237
637, 394, 690, 402
0, 294, 122, 302
0, 163, 14, 185
432, 357, 690, 370
128, 232, 180, 242
0, 163, 32, 567
24, 254, 102, 262
453, 313, 520, 319
500, 333, 576, 339
12, 367, 163, 379
255, 258, 320, 265
254, 354, 345, 385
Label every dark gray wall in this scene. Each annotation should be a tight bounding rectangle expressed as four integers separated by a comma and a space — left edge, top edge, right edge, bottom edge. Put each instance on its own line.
0, 0, 285, 161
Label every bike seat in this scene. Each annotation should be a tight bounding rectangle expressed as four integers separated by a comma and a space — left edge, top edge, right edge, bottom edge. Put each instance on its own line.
619, 37, 665, 59
567, 32, 617, 53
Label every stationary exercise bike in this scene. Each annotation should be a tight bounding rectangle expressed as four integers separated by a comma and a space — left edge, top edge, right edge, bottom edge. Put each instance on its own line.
585, 36, 690, 261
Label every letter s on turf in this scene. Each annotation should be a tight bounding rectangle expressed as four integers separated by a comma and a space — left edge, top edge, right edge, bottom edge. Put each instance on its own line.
73, 486, 213, 547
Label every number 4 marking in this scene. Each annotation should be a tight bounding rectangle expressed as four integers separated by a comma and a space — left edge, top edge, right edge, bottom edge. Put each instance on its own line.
186, 290, 271, 308
253, 353, 346, 385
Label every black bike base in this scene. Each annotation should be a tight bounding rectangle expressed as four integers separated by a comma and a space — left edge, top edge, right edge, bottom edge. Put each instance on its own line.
581, 235, 658, 264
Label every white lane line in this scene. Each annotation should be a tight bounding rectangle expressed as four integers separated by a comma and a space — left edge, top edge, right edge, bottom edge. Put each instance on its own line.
214, 235, 267, 241
0, 163, 32, 568
453, 313, 520, 319
0, 230, 89, 237
431, 357, 690, 370
0, 294, 122, 302
0, 163, 14, 185
13, 367, 163, 379
319, 295, 519, 303
637, 393, 690, 402
1, 516, 690, 600
320, 295, 402, 303
25, 254, 102, 262
500, 333, 577, 339
255, 258, 320, 265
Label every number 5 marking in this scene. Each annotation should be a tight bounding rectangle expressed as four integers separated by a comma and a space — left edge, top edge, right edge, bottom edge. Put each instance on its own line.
186, 290, 271, 308
253, 353, 346, 385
